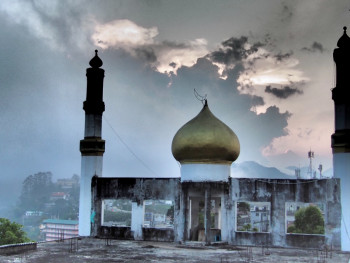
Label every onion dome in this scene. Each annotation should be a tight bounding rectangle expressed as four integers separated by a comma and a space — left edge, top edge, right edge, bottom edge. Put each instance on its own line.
89, 50, 103, 68
172, 100, 240, 164
337, 27, 350, 49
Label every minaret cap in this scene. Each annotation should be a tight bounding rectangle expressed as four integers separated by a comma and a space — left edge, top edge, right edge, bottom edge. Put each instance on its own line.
337, 26, 350, 49
89, 50, 103, 68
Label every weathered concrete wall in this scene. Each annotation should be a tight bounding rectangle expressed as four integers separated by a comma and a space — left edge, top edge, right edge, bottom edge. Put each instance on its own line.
91, 176, 340, 249
91, 177, 180, 242
143, 228, 175, 241
0, 243, 37, 255
229, 178, 341, 249
100, 226, 133, 240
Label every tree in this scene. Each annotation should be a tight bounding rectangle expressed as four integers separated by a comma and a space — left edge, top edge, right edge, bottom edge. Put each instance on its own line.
18, 172, 54, 212
0, 218, 31, 245
288, 206, 325, 234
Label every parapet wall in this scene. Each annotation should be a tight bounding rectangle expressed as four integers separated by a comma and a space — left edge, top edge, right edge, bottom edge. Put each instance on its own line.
0, 242, 37, 255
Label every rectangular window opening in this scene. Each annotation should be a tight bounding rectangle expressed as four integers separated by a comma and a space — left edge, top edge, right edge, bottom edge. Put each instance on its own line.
285, 202, 325, 235
236, 201, 271, 233
143, 200, 174, 229
101, 199, 132, 227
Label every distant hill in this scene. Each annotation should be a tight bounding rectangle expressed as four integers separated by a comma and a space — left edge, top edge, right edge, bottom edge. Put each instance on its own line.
231, 161, 295, 179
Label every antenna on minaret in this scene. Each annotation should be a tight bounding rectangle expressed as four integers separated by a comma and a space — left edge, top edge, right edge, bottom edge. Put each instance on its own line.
194, 89, 207, 105
307, 149, 314, 179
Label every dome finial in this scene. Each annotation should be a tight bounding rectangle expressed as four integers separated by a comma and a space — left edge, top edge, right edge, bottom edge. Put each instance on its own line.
344, 26, 347, 33
194, 89, 207, 106
89, 49, 103, 68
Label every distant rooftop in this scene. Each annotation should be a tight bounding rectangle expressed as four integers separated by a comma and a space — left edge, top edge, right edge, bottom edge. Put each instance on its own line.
42, 219, 78, 225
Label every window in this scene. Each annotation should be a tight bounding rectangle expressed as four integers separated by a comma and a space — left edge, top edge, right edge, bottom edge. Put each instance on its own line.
101, 199, 132, 227
236, 202, 270, 233
143, 200, 174, 228
285, 202, 325, 235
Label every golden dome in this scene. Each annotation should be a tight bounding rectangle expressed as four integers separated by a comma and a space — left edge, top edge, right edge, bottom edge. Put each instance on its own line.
172, 100, 240, 164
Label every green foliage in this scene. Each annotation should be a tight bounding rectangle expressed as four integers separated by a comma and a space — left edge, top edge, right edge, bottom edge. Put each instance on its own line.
0, 218, 31, 245
113, 200, 132, 211
145, 204, 172, 215
288, 206, 325, 234
287, 225, 296, 233
238, 223, 252, 231
104, 210, 131, 226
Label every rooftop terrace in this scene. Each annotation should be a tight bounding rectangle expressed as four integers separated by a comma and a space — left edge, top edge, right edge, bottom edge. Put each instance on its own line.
1, 238, 349, 263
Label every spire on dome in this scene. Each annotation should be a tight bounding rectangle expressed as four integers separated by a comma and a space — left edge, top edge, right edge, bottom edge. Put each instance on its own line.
89, 50, 103, 68
337, 26, 350, 49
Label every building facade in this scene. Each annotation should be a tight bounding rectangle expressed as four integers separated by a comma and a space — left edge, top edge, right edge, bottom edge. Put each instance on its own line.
79, 27, 349, 250
42, 219, 79, 242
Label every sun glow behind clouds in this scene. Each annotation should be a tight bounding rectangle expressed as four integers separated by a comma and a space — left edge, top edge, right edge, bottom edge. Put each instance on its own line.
92, 19, 208, 75
92, 19, 158, 49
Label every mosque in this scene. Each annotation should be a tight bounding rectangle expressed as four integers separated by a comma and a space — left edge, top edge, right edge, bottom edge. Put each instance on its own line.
78, 28, 350, 251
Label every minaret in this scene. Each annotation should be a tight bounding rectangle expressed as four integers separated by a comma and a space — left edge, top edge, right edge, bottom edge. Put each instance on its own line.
79, 50, 105, 236
332, 27, 350, 251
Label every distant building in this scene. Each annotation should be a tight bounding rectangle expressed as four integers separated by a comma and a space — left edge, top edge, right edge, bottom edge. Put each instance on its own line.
41, 219, 78, 241
50, 192, 69, 201
56, 175, 80, 189
25, 211, 44, 217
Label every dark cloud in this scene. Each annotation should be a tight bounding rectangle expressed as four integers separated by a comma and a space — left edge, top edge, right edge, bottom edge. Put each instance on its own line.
169, 62, 177, 68
301, 42, 325, 53
281, 3, 293, 22
135, 47, 157, 63
265, 85, 303, 99
210, 36, 265, 66
275, 51, 293, 61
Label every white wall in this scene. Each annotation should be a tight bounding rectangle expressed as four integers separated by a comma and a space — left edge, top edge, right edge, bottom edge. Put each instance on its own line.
79, 156, 103, 236
181, 163, 231, 182
333, 153, 350, 251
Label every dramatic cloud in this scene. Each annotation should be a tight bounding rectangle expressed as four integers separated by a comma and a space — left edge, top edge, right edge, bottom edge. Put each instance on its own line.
265, 85, 303, 99
210, 36, 265, 66
0, 0, 94, 52
0, 0, 344, 208
301, 42, 325, 53
92, 19, 158, 49
92, 19, 208, 74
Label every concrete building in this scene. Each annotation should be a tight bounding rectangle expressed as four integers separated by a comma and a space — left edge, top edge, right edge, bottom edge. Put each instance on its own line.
87, 100, 340, 249
332, 26, 350, 251
41, 219, 78, 241
79, 28, 349, 250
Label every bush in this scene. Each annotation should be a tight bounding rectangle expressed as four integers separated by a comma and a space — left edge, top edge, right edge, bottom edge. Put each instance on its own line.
0, 218, 31, 245
288, 206, 324, 234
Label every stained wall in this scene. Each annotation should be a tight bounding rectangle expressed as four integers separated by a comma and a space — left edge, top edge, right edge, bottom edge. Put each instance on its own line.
91, 177, 341, 249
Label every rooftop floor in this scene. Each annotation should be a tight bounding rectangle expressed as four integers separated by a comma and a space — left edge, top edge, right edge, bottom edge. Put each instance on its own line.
1, 238, 349, 263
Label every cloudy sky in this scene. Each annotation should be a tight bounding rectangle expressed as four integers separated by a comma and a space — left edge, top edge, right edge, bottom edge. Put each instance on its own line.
0, 0, 349, 206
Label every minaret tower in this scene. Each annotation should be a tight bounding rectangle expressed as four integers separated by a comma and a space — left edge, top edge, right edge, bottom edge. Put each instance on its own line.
332, 27, 350, 251
79, 50, 105, 236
